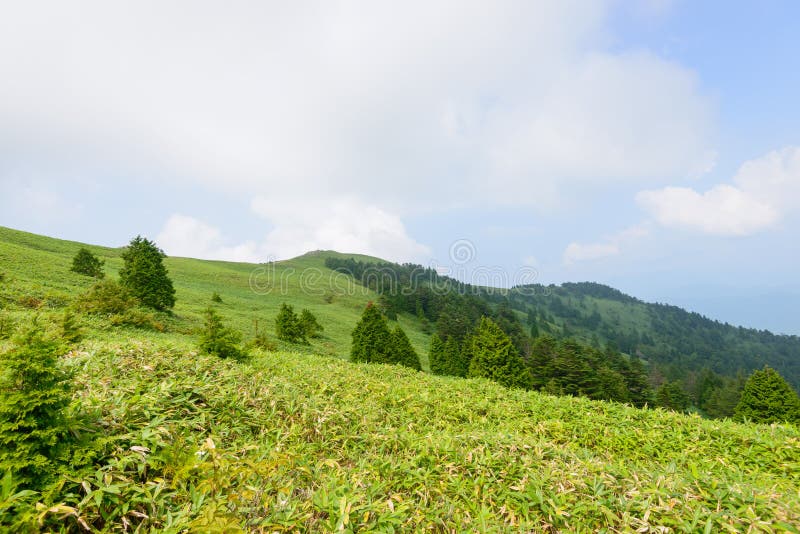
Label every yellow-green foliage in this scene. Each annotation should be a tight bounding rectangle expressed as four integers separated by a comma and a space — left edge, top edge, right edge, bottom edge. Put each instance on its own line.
2, 226, 800, 531
0, 226, 432, 360
5, 341, 798, 531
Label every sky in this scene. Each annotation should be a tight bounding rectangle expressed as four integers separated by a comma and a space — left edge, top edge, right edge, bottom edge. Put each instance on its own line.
2, 1, 800, 333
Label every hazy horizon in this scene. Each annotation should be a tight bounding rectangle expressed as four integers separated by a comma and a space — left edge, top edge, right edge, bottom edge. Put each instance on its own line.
2, 1, 799, 333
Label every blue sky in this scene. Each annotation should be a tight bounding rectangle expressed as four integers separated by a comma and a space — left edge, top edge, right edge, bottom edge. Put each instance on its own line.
2, 1, 800, 332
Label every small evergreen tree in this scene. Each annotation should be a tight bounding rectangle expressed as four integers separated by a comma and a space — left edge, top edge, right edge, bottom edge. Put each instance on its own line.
621, 356, 653, 408
299, 309, 324, 339
60, 310, 82, 344
198, 307, 245, 360
0, 321, 72, 486
430, 334, 469, 377
467, 317, 532, 389
428, 334, 446, 375
275, 303, 306, 343
70, 248, 105, 278
119, 236, 175, 311
734, 366, 800, 425
0, 312, 15, 340
593, 366, 630, 402
655, 382, 690, 412
704, 373, 746, 419
351, 303, 392, 364
389, 326, 421, 370
444, 335, 470, 377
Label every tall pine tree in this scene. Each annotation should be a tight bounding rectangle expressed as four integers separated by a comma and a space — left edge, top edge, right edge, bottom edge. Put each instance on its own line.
429, 334, 469, 377
467, 317, 532, 389
351, 303, 392, 364
119, 236, 175, 311
428, 333, 446, 375
389, 326, 421, 370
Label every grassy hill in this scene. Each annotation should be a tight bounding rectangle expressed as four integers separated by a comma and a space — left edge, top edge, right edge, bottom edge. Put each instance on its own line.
0, 226, 433, 364
1, 226, 799, 531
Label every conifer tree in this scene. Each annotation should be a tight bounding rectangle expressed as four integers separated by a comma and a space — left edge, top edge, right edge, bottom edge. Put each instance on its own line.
275, 303, 306, 343
704, 373, 746, 419
445, 336, 470, 377
299, 308, 324, 339
70, 247, 105, 278
593, 366, 629, 402
389, 326, 421, 370
528, 335, 559, 389
119, 236, 175, 311
467, 317, 532, 389
0, 321, 72, 486
199, 307, 245, 360
351, 303, 391, 364
61, 310, 83, 344
734, 366, 800, 425
655, 381, 690, 412
428, 333, 446, 375
621, 356, 653, 408
430, 333, 471, 377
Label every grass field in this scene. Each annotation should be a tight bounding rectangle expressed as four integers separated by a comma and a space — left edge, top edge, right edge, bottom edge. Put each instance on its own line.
1, 226, 799, 532
0, 226, 433, 364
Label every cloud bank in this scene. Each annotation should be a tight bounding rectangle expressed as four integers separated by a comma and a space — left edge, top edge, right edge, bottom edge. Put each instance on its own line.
0, 1, 715, 261
637, 147, 800, 236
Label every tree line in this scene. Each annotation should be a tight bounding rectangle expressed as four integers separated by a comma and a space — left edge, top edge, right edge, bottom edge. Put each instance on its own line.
328, 257, 800, 420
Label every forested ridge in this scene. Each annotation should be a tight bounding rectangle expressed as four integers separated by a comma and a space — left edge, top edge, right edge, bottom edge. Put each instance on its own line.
325, 257, 800, 415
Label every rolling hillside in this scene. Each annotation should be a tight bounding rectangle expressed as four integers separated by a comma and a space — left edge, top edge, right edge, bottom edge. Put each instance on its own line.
0, 225, 799, 530
0, 226, 433, 363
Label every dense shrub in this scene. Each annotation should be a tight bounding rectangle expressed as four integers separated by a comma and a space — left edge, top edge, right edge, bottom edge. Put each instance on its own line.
60, 310, 82, 343
0, 313, 15, 340
199, 307, 245, 360
119, 236, 176, 311
70, 248, 105, 278
76, 279, 137, 315
108, 309, 165, 332
211, 291, 223, 303
0, 321, 73, 487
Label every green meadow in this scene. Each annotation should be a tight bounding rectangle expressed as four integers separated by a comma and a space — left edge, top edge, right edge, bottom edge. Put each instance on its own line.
1, 226, 799, 532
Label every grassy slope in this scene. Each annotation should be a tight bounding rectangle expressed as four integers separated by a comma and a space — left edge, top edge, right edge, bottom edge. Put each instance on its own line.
1, 226, 799, 531
0, 226, 432, 365
54, 342, 800, 531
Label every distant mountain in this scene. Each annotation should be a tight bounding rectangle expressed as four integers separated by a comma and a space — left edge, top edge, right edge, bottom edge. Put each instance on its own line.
508, 282, 800, 389
323, 255, 800, 390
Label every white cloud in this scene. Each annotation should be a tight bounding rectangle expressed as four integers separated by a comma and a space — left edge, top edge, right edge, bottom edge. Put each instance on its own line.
155, 197, 431, 263
251, 196, 430, 263
0, 1, 714, 213
563, 223, 650, 264
156, 214, 261, 262
636, 185, 778, 236
637, 147, 800, 236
